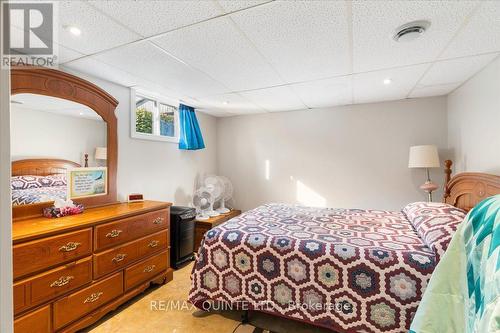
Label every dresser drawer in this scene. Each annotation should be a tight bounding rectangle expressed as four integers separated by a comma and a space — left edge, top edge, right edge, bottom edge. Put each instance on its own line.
94, 209, 169, 251
13, 229, 92, 279
124, 250, 169, 290
93, 230, 168, 279
14, 282, 28, 314
30, 257, 93, 308
53, 272, 123, 330
14, 305, 51, 333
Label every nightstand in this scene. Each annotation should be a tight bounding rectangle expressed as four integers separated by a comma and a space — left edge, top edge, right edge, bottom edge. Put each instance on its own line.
194, 210, 241, 251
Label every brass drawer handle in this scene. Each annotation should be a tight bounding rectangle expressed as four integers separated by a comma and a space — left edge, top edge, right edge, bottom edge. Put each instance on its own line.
148, 240, 160, 248
143, 265, 156, 273
50, 275, 74, 288
112, 253, 127, 263
153, 217, 164, 225
59, 242, 81, 252
106, 229, 122, 238
84, 291, 103, 304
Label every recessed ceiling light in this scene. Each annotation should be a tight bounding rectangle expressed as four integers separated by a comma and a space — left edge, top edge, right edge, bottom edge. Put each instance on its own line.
79, 112, 84, 116
222, 101, 229, 105
393, 20, 430, 42
383, 78, 392, 85
65, 25, 81, 36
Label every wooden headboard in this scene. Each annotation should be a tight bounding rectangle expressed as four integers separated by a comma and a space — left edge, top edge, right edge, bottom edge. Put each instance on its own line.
12, 159, 81, 177
443, 160, 500, 211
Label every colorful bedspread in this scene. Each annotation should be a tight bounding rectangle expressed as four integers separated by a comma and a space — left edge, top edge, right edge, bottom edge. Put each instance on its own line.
410, 195, 500, 333
190, 204, 441, 333
12, 185, 67, 206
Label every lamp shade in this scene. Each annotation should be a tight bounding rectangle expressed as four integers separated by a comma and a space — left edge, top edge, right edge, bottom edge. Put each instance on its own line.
408, 145, 440, 168
95, 147, 107, 160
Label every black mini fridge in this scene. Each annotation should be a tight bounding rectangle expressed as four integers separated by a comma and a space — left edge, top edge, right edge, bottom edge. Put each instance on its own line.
170, 206, 196, 269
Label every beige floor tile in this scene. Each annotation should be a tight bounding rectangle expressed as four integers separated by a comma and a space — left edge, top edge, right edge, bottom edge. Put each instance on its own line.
84, 263, 332, 333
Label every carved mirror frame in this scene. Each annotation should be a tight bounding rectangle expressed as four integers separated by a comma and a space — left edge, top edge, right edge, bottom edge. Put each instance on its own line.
11, 67, 118, 220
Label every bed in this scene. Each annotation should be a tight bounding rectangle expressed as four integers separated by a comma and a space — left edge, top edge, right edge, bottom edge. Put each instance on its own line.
189, 161, 500, 333
11, 158, 80, 206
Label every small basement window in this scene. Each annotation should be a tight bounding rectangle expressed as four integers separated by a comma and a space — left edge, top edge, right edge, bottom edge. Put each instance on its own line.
131, 89, 179, 143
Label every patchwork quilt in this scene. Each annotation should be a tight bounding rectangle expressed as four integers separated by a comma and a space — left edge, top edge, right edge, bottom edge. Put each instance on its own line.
410, 195, 500, 333
189, 203, 464, 333
12, 185, 67, 206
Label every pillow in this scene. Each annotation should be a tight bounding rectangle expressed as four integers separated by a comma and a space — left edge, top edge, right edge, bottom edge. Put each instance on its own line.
11, 175, 67, 190
402, 202, 466, 261
44, 174, 67, 187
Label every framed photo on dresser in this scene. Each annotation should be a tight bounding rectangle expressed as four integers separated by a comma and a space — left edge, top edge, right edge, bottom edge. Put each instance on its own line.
67, 167, 108, 200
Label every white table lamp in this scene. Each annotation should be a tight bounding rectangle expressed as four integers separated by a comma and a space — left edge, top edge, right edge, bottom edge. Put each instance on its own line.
409, 145, 440, 202
95, 147, 107, 167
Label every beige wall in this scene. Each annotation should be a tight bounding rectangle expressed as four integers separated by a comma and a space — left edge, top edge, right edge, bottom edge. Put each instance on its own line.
17, 65, 477, 215
448, 55, 500, 174
11, 107, 107, 167
217, 97, 449, 211
62, 67, 218, 206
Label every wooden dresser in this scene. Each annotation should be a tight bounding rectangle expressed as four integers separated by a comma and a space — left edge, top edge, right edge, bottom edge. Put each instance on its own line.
194, 210, 241, 251
12, 201, 173, 333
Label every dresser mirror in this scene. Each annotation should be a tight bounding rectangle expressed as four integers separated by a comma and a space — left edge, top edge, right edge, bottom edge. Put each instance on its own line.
11, 93, 107, 207
11, 67, 118, 220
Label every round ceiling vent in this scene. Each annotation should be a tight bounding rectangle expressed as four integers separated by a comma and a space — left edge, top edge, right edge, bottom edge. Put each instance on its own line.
393, 20, 430, 42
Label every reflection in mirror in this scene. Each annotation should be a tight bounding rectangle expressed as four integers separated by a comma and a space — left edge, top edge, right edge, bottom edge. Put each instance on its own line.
10, 93, 107, 206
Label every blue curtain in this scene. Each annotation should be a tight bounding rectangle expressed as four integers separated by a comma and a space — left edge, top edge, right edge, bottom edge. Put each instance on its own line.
178, 104, 205, 150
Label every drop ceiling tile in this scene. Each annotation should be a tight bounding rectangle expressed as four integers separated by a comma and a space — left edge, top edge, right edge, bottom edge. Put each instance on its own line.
352, 0, 478, 72
290, 76, 352, 108
420, 53, 498, 86
216, 0, 271, 13
88, 1, 223, 38
65, 57, 217, 110
57, 44, 85, 64
441, 1, 500, 59
152, 17, 283, 91
57, 1, 141, 55
229, 1, 350, 83
352, 64, 429, 104
63, 57, 141, 88
195, 93, 266, 114
83, 41, 228, 97
240, 86, 307, 112
6, 24, 81, 64
409, 83, 461, 98
196, 109, 235, 117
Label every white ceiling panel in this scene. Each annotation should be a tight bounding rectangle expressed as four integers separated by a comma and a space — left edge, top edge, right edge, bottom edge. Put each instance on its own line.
409, 83, 461, 98
9, 18, 83, 64
57, 44, 85, 64
57, 1, 141, 55
290, 76, 352, 108
44, 0, 500, 116
196, 108, 235, 117
229, 0, 350, 83
83, 41, 228, 98
352, 0, 478, 72
88, 1, 223, 38
216, 0, 271, 14
353, 64, 429, 104
195, 93, 266, 114
65, 58, 210, 110
152, 17, 283, 91
240, 86, 307, 112
420, 53, 498, 86
63, 57, 141, 88
440, 1, 500, 59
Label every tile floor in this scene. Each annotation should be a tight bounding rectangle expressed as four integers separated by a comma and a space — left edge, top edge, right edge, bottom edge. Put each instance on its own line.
84, 263, 332, 333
